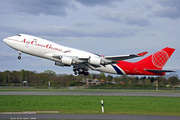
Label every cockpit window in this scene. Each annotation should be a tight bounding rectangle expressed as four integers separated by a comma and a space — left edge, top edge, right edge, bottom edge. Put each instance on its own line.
17, 34, 21, 36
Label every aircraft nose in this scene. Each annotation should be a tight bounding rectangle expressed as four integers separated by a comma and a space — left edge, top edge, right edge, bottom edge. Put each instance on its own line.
3, 37, 14, 47
3, 38, 8, 44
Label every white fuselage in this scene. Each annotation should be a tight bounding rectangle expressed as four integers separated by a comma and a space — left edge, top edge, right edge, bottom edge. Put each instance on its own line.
3, 34, 118, 74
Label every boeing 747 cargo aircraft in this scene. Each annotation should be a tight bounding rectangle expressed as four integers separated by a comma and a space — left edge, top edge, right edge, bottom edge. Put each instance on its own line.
3, 34, 175, 76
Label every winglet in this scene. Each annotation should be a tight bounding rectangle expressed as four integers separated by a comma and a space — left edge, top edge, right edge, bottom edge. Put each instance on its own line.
137, 52, 148, 56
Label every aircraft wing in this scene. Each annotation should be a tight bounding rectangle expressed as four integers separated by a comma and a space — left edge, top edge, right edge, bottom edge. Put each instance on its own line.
50, 51, 148, 68
104, 52, 148, 61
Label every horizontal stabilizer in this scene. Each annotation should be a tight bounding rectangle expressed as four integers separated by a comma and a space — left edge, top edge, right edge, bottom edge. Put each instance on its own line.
144, 69, 176, 73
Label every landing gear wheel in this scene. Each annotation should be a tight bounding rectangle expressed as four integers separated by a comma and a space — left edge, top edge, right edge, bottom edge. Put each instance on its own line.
18, 51, 21, 60
73, 66, 89, 76
74, 71, 77, 75
18, 56, 21, 60
84, 72, 89, 76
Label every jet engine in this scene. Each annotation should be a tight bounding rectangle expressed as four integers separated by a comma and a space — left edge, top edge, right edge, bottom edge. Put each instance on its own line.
88, 56, 107, 66
55, 62, 68, 67
60, 56, 77, 65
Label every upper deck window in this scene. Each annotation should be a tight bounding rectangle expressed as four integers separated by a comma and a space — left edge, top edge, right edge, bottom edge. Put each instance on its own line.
17, 34, 21, 37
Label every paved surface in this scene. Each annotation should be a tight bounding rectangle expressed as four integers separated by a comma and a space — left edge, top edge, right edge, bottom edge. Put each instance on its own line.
0, 91, 180, 97
0, 114, 180, 120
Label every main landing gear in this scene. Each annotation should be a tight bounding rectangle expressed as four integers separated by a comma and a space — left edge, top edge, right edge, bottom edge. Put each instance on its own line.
18, 51, 21, 60
73, 66, 89, 76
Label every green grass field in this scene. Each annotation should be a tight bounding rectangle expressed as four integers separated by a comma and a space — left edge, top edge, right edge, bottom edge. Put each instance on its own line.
0, 95, 180, 115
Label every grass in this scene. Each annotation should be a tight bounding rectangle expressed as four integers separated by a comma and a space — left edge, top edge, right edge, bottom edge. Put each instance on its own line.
0, 95, 180, 115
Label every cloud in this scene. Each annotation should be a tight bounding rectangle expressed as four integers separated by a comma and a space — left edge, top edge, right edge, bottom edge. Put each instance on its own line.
0, 25, 138, 38
75, 0, 122, 7
36, 26, 138, 38
0, 0, 72, 16
0, 54, 15, 61
153, 0, 180, 19
136, 0, 180, 19
94, 11, 151, 27
74, 22, 94, 27
92, 0, 180, 27
0, 26, 22, 34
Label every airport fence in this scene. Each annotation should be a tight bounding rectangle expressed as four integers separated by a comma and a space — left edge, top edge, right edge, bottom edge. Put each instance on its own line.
85, 87, 180, 91
0, 86, 180, 91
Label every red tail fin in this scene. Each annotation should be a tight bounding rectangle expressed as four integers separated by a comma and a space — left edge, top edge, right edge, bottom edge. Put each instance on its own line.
136, 47, 175, 69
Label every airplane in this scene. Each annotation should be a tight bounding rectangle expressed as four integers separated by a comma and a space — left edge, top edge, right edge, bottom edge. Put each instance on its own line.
3, 34, 175, 76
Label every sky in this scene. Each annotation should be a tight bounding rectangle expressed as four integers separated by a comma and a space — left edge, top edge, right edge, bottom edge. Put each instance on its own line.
0, 0, 180, 76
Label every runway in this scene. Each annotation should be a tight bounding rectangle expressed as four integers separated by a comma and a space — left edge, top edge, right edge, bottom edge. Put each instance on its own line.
0, 114, 180, 120
0, 91, 180, 97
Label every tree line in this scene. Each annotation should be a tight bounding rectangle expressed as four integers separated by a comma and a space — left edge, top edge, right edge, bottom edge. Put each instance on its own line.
0, 69, 179, 87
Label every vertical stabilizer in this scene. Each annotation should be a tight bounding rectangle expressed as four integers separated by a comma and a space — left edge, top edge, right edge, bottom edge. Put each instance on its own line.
136, 47, 175, 69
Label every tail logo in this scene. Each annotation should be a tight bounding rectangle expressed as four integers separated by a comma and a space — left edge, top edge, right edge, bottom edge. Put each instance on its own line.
152, 50, 169, 68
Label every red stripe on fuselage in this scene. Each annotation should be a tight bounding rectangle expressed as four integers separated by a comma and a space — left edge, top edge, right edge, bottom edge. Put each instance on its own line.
6, 38, 20, 42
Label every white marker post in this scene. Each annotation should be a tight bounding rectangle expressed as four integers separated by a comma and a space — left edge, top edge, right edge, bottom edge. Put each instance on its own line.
101, 100, 104, 113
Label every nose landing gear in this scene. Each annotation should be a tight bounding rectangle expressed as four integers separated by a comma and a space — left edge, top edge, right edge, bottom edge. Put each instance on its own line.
18, 51, 21, 60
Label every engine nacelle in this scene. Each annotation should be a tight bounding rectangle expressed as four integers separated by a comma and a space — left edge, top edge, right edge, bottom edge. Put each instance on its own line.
61, 56, 72, 65
88, 56, 106, 66
55, 61, 71, 67
55, 62, 65, 67
59, 56, 77, 66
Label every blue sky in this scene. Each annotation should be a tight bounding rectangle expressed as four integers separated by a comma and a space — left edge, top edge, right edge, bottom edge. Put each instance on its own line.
0, 0, 180, 76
